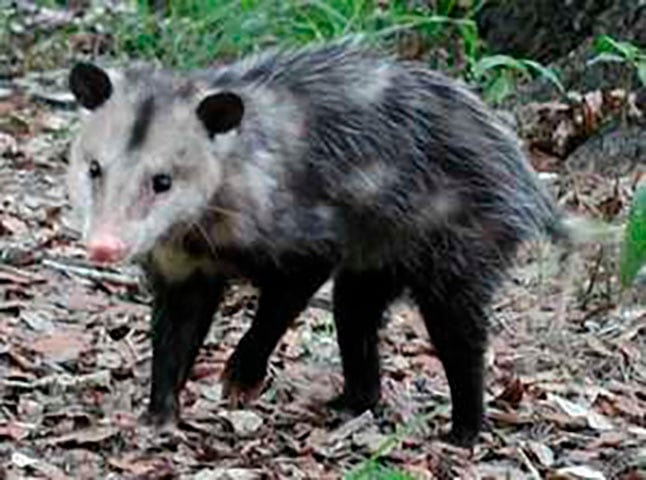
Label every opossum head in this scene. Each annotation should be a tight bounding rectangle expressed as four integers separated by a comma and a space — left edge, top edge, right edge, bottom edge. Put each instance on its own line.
68, 62, 244, 263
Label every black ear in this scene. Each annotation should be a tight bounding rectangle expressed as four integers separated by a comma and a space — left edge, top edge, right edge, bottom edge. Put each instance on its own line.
196, 92, 244, 138
69, 62, 113, 110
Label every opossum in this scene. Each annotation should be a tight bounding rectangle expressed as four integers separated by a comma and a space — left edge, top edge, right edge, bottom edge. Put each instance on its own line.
67, 39, 564, 447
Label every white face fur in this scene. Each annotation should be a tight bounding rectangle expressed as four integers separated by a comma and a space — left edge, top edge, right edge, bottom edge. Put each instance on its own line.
68, 63, 245, 262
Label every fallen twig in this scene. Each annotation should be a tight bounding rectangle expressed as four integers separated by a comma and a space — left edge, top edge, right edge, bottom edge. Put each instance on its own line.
42, 258, 140, 288
0, 263, 47, 284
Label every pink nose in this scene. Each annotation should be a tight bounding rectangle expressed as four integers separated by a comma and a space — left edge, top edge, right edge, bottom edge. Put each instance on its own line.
87, 234, 127, 263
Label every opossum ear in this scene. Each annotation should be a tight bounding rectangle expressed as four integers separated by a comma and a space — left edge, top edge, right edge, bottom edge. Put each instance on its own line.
69, 62, 113, 110
196, 92, 244, 138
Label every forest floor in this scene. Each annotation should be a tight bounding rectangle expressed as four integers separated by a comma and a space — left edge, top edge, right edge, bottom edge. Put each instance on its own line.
1, 6, 646, 480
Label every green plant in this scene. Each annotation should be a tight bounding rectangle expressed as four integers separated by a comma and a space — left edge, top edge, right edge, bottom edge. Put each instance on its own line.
588, 35, 646, 124
0, 8, 12, 54
346, 461, 418, 480
469, 53, 565, 105
589, 34, 646, 87
344, 408, 443, 480
16, 1, 564, 107
112, 0, 480, 70
619, 185, 646, 289
5, 0, 469, 72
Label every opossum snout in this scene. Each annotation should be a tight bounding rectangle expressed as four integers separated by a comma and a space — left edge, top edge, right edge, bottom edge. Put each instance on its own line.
87, 233, 127, 263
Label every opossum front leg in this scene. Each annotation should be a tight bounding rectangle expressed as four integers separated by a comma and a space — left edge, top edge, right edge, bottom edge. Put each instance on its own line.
222, 262, 332, 406
329, 268, 401, 413
144, 273, 226, 426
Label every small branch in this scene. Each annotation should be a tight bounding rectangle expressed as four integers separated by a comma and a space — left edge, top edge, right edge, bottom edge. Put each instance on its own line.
581, 245, 604, 310
41, 259, 140, 288
517, 446, 542, 480
0, 263, 47, 284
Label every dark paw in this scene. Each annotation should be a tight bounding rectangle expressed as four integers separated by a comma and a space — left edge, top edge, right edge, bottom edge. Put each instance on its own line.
140, 406, 178, 430
221, 351, 267, 408
327, 389, 379, 415
141, 391, 179, 428
440, 426, 478, 449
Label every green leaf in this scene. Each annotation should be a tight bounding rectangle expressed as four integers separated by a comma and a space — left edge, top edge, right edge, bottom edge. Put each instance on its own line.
483, 72, 515, 105
459, 22, 479, 59
345, 461, 417, 480
472, 54, 527, 80
523, 59, 565, 93
587, 52, 628, 67
593, 34, 639, 60
637, 59, 646, 87
619, 186, 646, 288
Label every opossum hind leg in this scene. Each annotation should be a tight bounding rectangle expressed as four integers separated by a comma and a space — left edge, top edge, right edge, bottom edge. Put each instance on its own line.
408, 258, 501, 448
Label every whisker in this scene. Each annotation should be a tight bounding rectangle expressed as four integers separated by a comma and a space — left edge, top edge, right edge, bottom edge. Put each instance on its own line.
191, 220, 219, 259
204, 204, 240, 218
170, 221, 193, 244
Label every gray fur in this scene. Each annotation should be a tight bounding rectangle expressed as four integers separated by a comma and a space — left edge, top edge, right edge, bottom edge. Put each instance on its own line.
70, 40, 561, 278
69, 39, 565, 446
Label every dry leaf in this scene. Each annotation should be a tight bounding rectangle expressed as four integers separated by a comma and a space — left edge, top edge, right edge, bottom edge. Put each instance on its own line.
46, 426, 119, 447
217, 410, 264, 436
555, 465, 606, 480
31, 329, 90, 363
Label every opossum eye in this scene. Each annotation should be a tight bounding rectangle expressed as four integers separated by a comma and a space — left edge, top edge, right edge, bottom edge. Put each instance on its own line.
152, 173, 172, 194
88, 160, 102, 179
